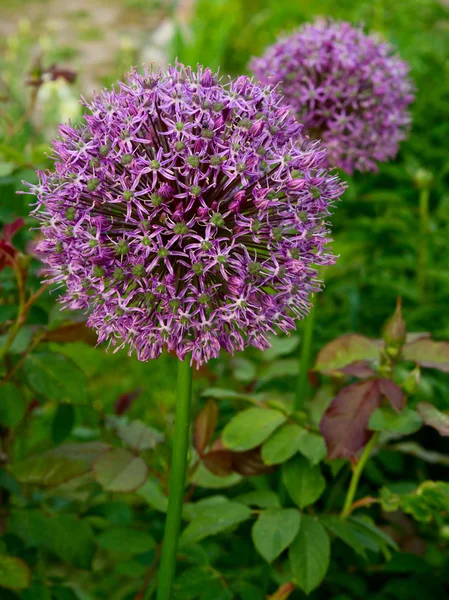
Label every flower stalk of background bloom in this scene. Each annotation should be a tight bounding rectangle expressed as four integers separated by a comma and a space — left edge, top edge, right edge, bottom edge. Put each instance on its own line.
24, 64, 344, 598
251, 19, 414, 409
413, 168, 433, 304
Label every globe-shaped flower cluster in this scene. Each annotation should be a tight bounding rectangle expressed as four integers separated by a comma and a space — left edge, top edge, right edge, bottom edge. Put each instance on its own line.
250, 20, 414, 173
26, 64, 344, 365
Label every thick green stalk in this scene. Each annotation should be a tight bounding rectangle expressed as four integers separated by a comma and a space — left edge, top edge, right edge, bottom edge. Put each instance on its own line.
340, 432, 379, 518
294, 305, 316, 411
156, 356, 193, 600
418, 187, 430, 303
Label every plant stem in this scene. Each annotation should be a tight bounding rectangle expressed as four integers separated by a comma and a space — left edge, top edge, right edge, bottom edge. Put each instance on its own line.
0, 283, 49, 362
156, 355, 193, 600
341, 432, 380, 518
418, 187, 430, 303
294, 304, 315, 411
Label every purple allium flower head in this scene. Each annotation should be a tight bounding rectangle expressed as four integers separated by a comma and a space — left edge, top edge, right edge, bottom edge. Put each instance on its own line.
24, 64, 344, 366
250, 19, 414, 173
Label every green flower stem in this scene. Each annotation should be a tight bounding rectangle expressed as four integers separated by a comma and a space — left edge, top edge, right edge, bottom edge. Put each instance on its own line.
156, 355, 193, 600
340, 432, 380, 518
294, 304, 316, 411
418, 186, 430, 303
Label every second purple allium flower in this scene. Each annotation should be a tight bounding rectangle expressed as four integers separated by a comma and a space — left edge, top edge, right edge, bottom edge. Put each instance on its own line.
250, 20, 414, 173
25, 64, 344, 365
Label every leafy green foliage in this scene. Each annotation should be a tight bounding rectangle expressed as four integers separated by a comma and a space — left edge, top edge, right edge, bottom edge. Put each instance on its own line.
261, 423, 304, 465
8, 510, 94, 569
0, 382, 25, 427
252, 508, 300, 563
282, 456, 326, 509
23, 352, 88, 403
314, 334, 380, 374
180, 502, 252, 546
93, 448, 148, 493
222, 407, 287, 451
369, 407, 423, 435
289, 516, 330, 594
0, 554, 31, 590
381, 481, 449, 525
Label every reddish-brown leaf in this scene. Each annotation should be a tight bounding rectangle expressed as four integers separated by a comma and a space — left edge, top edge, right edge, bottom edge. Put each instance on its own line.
193, 400, 218, 455
314, 334, 380, 375
2, 218, 25, 241
0, 218, 25, 272
416, 402, 449, 436
44, 322, 97, 345
378, 379, 405, 412
231, 448, 275, 476
114, 388, 143, 416
320, 380, 381, 460
402, 339, 449, 373
202, 450, 234, 476
341, 361, 377, 378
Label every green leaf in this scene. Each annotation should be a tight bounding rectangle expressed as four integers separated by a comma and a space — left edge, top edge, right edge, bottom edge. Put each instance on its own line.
0, 382, 25, 428
22, 584, 52, 600
231, 357, 257, 384
115, 419, 165, 451
191, 463, 241, 489
183, 496, 229, 521
258, 359, 298, 385
51, 587, 80, 600
13, 442, 109, 487
115, 559, 147, 577
384, 481, 449, 526
261, 423, 303, 465
347, 516, 397, 557
52, 404, 75, 444
0, 327, 33, 354
138, 478, 168, 512
237, 582, 264, 600
383, 552, 432, 574
96, 526, 156, 554
390, 441, 449, 466
314, 334, 380, 374
23, 352, 87, 403
402, 339, 449, 372
282, 456, 325, 509
173, 566, 219, 599
289, 516, 330, 594
369, 406, 423, 435
94, 448, 148, 493
0, 554, 30, 590
252, 508, 300, 563
263, 334, 300, 361
416, 402, 449, 436
8, 509, 94, 569
200, 581, 233, 600
235, 490, 281, 508
296, 431, 327, 465
179, 502, 251, 546
201, 388, 248, 400
320, 515, 368, 557
222, 407, 287, 451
